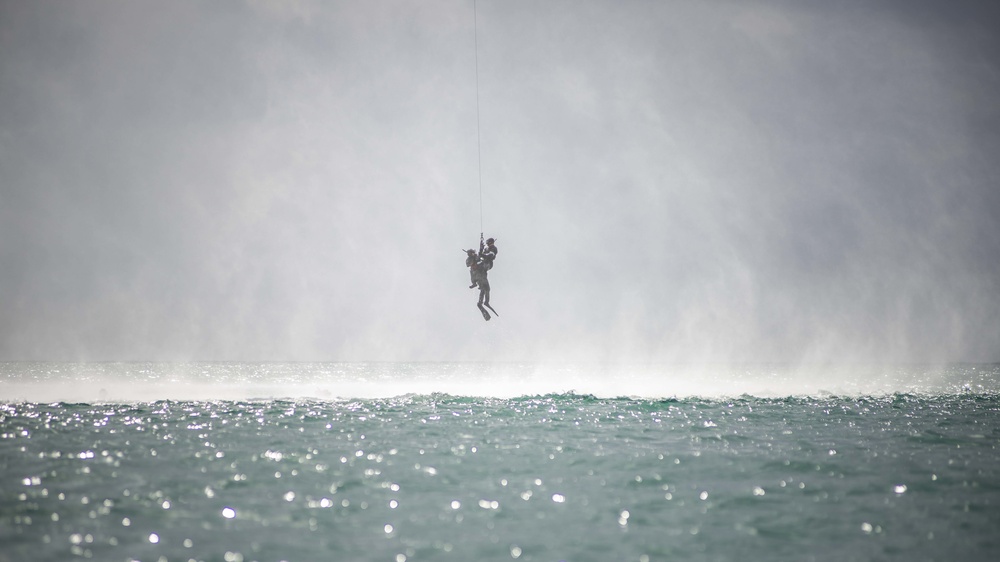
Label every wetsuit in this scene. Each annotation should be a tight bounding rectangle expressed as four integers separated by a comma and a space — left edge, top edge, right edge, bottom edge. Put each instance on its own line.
467, 253, 486, 288
480, 242, 497, 272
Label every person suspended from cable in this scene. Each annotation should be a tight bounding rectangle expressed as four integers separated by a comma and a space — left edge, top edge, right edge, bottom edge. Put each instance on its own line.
466, 249, 484, 289
464, 234, 498, 321
479, 235, 498, 273
468, 3, 494, 321
466, 235, 498, 289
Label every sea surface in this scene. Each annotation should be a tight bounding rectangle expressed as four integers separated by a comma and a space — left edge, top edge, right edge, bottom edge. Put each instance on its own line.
1, 362, 998, 562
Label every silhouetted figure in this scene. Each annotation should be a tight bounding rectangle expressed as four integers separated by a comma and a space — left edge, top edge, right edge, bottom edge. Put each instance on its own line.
466, 249, 485, 289
464, 239, 497, 321
477, 275, 491, 308
480, 237, 498, 273
475, 260, 492, 321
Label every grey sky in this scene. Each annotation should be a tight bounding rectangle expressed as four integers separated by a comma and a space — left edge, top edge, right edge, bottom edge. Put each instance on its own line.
2, 0, 998, 363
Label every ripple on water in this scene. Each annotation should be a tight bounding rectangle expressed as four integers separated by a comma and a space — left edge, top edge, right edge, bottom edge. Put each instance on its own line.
1, 393, 998, 561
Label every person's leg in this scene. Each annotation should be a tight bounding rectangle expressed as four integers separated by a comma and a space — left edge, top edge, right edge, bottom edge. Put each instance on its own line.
480, 279, 491, 306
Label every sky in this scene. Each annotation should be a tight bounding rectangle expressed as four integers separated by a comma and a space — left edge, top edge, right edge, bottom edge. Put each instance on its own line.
1, 0, 999, 364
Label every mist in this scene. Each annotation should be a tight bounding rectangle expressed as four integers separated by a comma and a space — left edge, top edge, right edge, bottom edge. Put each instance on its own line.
2, 0, 999, 364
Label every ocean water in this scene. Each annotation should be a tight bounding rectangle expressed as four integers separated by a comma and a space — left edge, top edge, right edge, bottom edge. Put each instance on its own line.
1, 363, 998, 562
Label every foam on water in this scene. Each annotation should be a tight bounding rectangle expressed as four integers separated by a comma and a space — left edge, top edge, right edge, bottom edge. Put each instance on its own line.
1, 362, 996, 402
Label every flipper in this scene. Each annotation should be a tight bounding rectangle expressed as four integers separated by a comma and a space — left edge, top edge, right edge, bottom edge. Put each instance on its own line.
477, 303, 491, 321
484, 303, 499, 317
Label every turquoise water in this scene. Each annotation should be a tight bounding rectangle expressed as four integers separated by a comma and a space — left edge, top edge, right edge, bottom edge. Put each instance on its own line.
2, 363, 999, 561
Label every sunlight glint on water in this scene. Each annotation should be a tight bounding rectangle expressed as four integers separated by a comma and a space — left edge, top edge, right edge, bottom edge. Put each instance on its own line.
1, 362, 998, 561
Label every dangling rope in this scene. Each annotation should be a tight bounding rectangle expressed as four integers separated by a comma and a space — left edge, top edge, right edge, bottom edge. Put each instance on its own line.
473, 0, 484, 236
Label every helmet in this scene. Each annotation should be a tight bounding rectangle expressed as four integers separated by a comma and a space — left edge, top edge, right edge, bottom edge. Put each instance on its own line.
486, 238, 495, 244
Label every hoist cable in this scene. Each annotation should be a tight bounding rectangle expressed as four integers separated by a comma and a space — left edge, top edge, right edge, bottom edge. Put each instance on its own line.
474, 0, 483, 235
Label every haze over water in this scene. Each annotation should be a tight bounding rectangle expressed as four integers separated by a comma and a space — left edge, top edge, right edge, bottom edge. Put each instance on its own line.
2, 0, 999, 364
